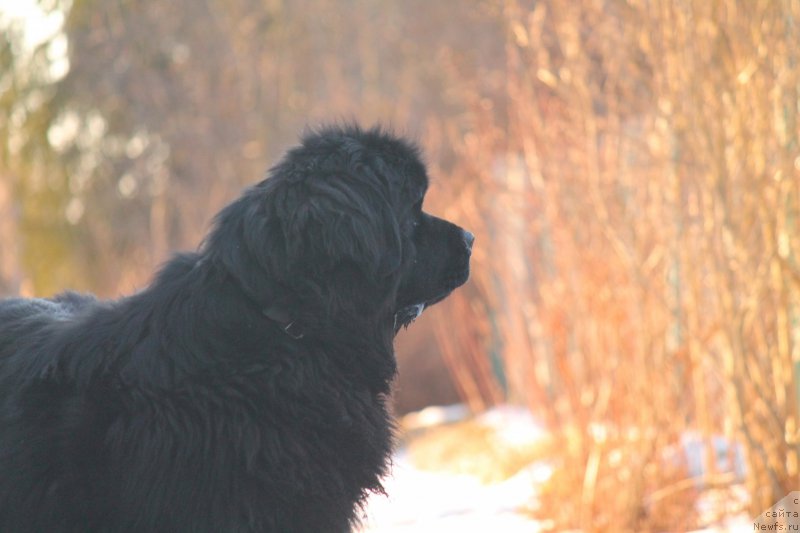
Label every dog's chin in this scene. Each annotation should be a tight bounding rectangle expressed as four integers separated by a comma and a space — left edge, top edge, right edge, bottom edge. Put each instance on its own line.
392, 290, 451, 334
393, 266, 470, 333
393, 303, 426, 333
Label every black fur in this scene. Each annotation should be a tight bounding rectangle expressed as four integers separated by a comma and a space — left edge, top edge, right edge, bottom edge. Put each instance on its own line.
0, 125, 472, 532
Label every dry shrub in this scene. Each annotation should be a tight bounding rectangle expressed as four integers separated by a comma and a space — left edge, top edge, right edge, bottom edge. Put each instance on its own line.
535, 430, 699, 532
435, 0, 800, 528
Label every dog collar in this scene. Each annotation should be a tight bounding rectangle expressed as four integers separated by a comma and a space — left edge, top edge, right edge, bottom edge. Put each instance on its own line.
262, 306, 305, 339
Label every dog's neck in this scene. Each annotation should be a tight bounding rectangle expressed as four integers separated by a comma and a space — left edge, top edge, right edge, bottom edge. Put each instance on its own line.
182, 253, 399, 393
203, 252, 397, 346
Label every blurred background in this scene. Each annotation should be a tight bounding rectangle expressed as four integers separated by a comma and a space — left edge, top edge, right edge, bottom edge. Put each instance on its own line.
1, 0, 799, 530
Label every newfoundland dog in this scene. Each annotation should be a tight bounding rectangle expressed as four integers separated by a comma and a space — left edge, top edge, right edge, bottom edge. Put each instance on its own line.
0, 125, 473, 532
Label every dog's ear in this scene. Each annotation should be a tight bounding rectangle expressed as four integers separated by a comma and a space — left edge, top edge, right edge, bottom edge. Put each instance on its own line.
204, 183, 294, 303
283, 179, 402, 280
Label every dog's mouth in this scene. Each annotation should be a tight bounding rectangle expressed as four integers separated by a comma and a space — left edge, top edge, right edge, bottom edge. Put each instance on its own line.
393, 265, 470, 333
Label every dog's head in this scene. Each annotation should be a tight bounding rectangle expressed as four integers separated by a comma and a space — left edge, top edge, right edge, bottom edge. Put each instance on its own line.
207, 125, 472, 335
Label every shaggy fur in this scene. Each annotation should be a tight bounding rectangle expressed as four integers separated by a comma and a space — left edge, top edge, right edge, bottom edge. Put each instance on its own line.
0, 125, 472, 532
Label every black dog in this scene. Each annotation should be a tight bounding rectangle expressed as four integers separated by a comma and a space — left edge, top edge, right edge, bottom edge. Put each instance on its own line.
0, 125, 472, 532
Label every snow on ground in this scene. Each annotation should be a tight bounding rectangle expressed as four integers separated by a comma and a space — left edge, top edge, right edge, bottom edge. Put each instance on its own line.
360, 450, 549, 532
359, 404, 753, 532
359, 405, 550, 532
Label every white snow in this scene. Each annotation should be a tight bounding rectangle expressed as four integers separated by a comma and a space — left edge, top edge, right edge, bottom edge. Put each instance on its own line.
360, 450, 548, 532
360, 405, 549, 532
360, 404, 751, 531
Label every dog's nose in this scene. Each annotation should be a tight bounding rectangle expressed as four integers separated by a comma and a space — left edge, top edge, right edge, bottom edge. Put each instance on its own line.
463, 230, 475, 252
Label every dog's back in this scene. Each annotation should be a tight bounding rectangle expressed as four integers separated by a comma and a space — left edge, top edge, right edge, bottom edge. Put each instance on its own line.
0, 292, 96, 361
